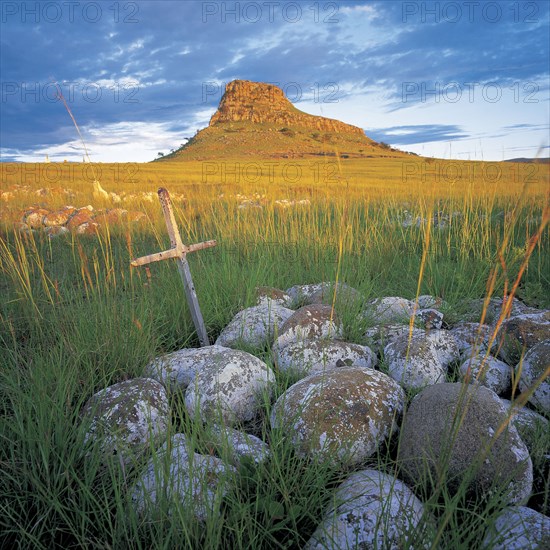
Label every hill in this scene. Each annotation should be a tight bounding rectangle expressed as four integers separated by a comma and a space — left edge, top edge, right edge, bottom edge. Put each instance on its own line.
160, 80, 409, 160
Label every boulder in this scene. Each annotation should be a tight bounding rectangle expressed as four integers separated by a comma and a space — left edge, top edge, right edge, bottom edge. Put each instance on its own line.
308, 283, 363, 308
131, 433, 236, 521
207, 425, 270, 466
215, 303, 294, 349
184, 348, 275, 425
275, 339, 377, 379
81, 378, 169, 465
255, 286, 292, 308
460, 355, 510, 395
425, 330, 461, 369
364, 324, 424, 355
398, 383, 533, 505
305, 469, 432, 550
500, 398, 549, 452
417, 295, 449, 310
517, 340, 550, 414
145, 345, 229, 391
274, 304, 343, 351
481, 506, 550, 549
364, 297, 414, 324
270, 367, 405, 467
415, 308, 444, 330
285, 283, 332, 306
384, 334, 446, 391
450, 322, 491, 357
496, 311, 550, 365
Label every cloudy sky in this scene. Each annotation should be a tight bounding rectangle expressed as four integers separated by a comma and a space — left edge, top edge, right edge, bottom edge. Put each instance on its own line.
1, 0, 549, 162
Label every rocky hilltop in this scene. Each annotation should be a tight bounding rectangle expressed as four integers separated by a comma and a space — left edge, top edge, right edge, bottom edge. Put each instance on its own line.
164, 80, 407, 160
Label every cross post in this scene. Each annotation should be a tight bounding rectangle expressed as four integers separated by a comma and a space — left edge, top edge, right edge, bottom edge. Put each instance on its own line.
130, 187, 216, 346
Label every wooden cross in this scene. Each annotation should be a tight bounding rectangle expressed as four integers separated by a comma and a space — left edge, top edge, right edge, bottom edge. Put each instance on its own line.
130, 187, 216, 346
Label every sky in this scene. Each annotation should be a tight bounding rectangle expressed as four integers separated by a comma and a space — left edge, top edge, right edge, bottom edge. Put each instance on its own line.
1, 0, 549, 163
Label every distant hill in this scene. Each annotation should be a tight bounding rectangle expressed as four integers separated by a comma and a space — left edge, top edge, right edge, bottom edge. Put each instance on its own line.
160, 80, 409, 161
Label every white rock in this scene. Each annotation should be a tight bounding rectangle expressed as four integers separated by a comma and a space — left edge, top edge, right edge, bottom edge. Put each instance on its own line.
275, 339, 377, 378
425, 330, 460, 368
271, 367, 405, 467
364, 324, 424, 355
131, 434, 236, 521
481, 506, 550, 549
185, 348, 275, 425
305, 469, 432, 550
460, 354, 511, 395
364, 297, 414, 324
208, 425, 270, 466
285, 283, 331, 306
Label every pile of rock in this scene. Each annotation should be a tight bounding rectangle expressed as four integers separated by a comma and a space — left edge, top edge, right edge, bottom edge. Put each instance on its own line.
15, 205, 147, 237
80, 282, 549, 547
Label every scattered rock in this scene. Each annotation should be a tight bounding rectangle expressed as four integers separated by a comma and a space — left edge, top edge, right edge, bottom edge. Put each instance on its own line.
517, 340, 550, 414
274, 304, 343, 351
255, 286, 292, 308
450, 322, 491, 357
274, 339, 377, 378
500, 398, 549, 452
81, 378, 169, 465
417, 295, 449, 310
271, 367, 405, 467
364, 297, 414, 324
207, 424, 270, 466
285, 283, 332, 306
305, 469, 432, 550
364, 324, 424, 355
384, 334, 446, 391
425, 330, 461, 369
481, 506, 550, 549
460, 355, 511, 394
398, 383, 533, 505
215, 303, 294, 349
131, 433, 236, 521
415, 308, 444, 329
184, 348, 275, 425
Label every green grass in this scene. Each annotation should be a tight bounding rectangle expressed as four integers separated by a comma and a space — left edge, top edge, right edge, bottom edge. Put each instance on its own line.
0, 167, 549, 548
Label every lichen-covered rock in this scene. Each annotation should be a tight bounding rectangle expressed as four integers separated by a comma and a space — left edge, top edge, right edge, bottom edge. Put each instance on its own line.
450, 322, 491, 357
82, 378, 169, 464
460, 355, 511, 395
364, 324, 424, 355
43, 207, 76, 226
215, 303, 293, 349
131, 434, 236, 521
517, 340, 550, 414
184, 348, 275, 425
274, 304, 343, 351
398, 383, 533, 505
500, 398, 549, 452
364, 297, 414, 324
207, 425, 270, 466
270, 367, 405, 467
496, 311, 550, 365
23, 208, 49, 228
417, 295, 449, 310
462, 297, 538, 325
308, 283, 363, 308
415, 308, 444, 329
274, 339, 377, 378
305, 469, 432, 550
285, 283, 332, 306
255, 286, 292, 308
145, 345, 229, 391
44, 225, 70, 238
481, 506, 550, 549
384, 334, 446, 391
425, 330, 460, 368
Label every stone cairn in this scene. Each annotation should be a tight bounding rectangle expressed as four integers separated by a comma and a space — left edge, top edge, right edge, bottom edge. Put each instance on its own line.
81, 283, 550, 547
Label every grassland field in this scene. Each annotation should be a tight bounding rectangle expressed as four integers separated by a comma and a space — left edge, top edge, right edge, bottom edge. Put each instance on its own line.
0, 156, 549, 548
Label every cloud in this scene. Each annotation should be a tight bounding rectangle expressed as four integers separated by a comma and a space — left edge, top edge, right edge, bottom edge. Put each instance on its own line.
366, 124, 468, 145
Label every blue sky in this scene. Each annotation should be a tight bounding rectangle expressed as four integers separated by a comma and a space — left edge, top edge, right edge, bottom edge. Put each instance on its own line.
1, 0, 548, 162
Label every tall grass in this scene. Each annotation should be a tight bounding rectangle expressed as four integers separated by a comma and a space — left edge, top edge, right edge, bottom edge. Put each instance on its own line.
0, 160, 549, 548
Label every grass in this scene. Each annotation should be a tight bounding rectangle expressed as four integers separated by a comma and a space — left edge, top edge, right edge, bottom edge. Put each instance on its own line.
0, 156, 549, 548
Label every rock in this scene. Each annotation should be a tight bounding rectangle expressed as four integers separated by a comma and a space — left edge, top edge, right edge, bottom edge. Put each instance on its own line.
76, 221, 100, 235
81, 378, 169, 465
270, 367, 405, 467
417, 295, 449, 310
450, 322, 491, 357
415, 308, 444, 329
285, 283, 331, 306
398, 383, 533, 505
364, 297, 414, 324
305, 469, 432, 550
463, 297, 539, 325
364, 324, 424, 355
481, 506, 550, 549
145, 345, 230, 391
384, 334, 446, 391
500, 398, 549, 452
274, 339, 377, 378
23, 208, 49, 228
184, 348, 275, 425
460, 355, 511, 394
44, 225, 70, 238
215, 303, 294, 349
66, 208, 94, 229
274, 304, 343, 351
255, 286, 292, 308
308, 283, 363, 308
131, 434, 236, 521
425, 330, 461, 368
127, 210, 147, 223
43, 207, 76, 226
517, 340, 550, 414
497, 312, 550, 365
207, 425, 270, 466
